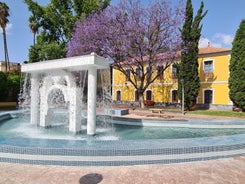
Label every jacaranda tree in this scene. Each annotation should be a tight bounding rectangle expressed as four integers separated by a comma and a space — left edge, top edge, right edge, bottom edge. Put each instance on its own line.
67, 0, 184, 108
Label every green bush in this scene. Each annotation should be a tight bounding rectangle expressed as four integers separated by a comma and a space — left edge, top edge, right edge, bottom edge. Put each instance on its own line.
0, 71, 21, 102
0, 71, 8, 101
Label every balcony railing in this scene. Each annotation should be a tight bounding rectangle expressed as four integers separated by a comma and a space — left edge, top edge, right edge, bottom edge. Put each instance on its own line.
204, 72, 214, 79
172, 74, 177, 79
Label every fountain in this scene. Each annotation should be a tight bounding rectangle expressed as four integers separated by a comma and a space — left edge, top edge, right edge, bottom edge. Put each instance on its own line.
0, 53, 244, 166
21, 52, 109, 135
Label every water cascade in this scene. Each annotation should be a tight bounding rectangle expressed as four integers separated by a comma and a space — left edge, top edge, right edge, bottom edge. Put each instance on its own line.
20, 53, 109, 135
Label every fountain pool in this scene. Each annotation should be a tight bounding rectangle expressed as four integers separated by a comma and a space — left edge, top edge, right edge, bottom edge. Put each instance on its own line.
0, 111, 245, 166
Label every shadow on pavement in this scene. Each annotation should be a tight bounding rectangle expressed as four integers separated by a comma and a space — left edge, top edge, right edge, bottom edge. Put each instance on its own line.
79, 173, 103, 184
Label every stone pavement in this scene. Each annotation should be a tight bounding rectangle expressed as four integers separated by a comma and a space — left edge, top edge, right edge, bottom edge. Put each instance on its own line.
0, 156, 244, 184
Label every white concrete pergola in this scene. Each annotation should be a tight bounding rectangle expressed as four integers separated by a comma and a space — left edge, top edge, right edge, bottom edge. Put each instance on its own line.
21, 53, 109, 135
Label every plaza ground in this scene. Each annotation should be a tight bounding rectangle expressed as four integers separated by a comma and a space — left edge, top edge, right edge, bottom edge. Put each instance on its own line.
0, 108, 244, 183
0, 156, 244, 184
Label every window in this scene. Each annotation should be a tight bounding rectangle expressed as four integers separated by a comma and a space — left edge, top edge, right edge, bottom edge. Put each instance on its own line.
146, 90, 152, 101
146, 66, 152, 82
135, 67, 142, 80
134, 90, 139, 101
204, 60, 213, 73
171, 90, 178, 103
157, 65, 164, 80
204, 60, 214, 79
172, 66, 177, 79
116, 90, 121, 101
145, 90, 154, 106
204, 90, 213, 104
125, 69, 130, 81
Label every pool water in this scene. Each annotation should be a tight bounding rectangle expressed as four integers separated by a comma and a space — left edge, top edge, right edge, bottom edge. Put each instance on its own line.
113, 124, 245, 139
1, 117, 245, 141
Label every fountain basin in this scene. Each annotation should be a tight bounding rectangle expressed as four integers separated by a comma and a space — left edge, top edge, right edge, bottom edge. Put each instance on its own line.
0, 111, 245, 166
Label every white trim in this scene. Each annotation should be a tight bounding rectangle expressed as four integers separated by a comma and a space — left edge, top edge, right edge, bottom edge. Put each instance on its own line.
151, 82, 178, 86
200, 80, 228, 84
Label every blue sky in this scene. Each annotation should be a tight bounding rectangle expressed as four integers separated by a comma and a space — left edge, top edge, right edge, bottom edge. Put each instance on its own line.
0, 0, 244, 63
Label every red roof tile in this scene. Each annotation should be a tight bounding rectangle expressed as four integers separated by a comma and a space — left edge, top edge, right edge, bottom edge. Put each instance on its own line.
198, 45, 231, 55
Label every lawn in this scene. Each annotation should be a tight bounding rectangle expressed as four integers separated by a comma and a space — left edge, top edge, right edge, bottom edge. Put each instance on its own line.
188, 110, 245, 118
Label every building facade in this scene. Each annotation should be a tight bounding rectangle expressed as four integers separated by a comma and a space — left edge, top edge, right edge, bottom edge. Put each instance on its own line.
112, 45, 232, 110
0, 61, 21, 72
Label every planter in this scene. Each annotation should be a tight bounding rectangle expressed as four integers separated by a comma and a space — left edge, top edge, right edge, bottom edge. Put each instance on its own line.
144, 100, 154, 106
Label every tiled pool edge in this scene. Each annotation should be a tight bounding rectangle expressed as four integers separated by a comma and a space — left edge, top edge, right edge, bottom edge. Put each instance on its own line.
0, 144, 244, 166
1, 111, 245, 166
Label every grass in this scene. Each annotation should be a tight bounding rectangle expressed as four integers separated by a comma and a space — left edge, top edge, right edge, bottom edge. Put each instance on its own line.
144, 106, 245, 118
187, 110, 245, 118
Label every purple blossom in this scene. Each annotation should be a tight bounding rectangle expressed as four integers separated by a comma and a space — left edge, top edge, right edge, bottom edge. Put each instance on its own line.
67, 0, 184, 65
67, 0, 185, 108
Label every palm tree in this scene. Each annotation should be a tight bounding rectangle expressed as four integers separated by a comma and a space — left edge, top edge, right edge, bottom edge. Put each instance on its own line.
0, 2, 10, 71
29, 20, 39, 46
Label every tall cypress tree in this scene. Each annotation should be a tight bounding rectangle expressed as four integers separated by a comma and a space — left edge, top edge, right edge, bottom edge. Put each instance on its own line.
177, 0, 207, 110
229, 19, 245, 111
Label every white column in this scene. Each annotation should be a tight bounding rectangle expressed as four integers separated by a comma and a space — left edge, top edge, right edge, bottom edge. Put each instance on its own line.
30, 73, 39, 125
69, 88, 82, 133
87, 67, 97, 135
39, 86, 50, 127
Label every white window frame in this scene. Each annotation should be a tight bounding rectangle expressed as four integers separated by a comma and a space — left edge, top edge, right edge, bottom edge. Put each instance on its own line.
203, 59, 215, 72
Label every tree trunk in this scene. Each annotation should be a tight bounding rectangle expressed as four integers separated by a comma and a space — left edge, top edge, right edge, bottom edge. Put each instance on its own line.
33, 33, 36, 46
190, 99, 197, 111
138, 92, 145, 108
3, 28, 10, 71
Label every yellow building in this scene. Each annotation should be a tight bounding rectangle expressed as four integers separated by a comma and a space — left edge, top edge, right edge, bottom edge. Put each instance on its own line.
112, 45, 232, 110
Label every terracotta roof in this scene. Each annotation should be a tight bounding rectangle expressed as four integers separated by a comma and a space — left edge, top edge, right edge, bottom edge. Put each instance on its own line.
198, 45, 231, 55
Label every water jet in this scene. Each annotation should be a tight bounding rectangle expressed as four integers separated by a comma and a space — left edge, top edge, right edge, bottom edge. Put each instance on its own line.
21, 53, 109, 135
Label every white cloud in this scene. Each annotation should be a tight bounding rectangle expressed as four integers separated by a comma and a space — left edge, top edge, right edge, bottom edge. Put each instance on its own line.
213, 33, 233, 46
199, 37, 210, 48
0, 23, 13, 34
199, 33, 234, 48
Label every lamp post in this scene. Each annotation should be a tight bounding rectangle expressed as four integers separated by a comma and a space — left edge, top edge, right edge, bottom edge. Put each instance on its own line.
180, 79, 184, 115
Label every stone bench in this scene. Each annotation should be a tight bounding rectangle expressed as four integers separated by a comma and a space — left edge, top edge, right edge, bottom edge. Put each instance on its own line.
149, 108, 164, 114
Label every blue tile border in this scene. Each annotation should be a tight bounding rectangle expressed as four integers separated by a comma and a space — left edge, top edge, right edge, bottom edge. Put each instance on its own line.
0, 143, 245, 156
1, 153, 244, 166
1, 137, 245, 166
